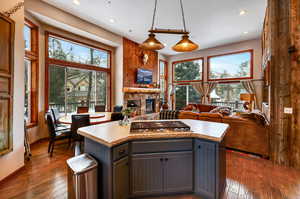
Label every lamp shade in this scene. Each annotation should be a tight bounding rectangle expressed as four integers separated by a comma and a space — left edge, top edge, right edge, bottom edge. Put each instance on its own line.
172, 34, 199, 52
140, 33, 164, 51
240, 93, 255, 101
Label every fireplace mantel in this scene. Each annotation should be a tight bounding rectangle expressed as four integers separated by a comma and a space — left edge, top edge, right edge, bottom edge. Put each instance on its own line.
123, 87, 161, 94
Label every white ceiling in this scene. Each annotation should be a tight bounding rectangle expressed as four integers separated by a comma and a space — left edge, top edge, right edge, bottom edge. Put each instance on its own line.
42, 0, 267, 55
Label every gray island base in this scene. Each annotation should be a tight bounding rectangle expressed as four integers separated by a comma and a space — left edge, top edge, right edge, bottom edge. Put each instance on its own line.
78, 119, 229, 199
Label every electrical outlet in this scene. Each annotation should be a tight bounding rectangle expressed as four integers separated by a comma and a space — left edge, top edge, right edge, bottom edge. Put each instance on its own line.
284, 107, 293, 114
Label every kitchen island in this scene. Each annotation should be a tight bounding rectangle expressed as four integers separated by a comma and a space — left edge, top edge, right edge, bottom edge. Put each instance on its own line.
78, 119, 229, 199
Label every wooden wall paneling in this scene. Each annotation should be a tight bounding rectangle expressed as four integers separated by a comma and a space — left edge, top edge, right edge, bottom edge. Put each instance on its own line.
269, 0, 291, 166
289, 0, 300, 168
0, 14, 14, 156
123, 38, 158, 88
266, 0, 300, 167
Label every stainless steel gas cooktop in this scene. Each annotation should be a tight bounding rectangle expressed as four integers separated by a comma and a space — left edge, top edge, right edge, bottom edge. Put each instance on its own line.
130, 121, 191, 133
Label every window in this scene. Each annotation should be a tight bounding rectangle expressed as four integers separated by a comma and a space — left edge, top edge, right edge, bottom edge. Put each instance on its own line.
174, 85, 201, 110
24, 25, 31, 51
49, 65, 108, 114
159, 60, 168, 103
173, 58, 203, 82
208, 50, 253, 80
48, 36, 110, 68
24, 20, 39, 127
210, 83, 247, 110
46, 32, 111, 114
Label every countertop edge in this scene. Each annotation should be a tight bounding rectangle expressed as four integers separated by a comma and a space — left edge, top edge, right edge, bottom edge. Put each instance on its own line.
78, 124, 229, 148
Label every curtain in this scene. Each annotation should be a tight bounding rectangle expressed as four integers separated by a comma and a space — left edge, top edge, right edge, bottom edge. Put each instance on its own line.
242, 80, 258, 108
192, 82, 217, 104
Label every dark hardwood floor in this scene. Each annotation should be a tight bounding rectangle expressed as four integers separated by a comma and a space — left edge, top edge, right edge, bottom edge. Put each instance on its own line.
0, 140, 300, 199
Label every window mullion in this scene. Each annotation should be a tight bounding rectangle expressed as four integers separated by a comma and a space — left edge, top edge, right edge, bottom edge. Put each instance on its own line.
64, 67, 68, 115
186, 85, 189, 105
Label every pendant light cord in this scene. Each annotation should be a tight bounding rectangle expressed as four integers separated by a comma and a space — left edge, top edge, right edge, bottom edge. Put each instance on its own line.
180, 0, 187, 32
151, 0, 158, 30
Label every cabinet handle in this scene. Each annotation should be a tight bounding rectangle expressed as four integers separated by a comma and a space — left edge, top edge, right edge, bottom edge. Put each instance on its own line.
198, 145, 201, 149
165, 158, 168, 161
160, 158, 163, 162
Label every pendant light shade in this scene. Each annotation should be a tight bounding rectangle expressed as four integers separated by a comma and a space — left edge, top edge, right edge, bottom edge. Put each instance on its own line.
140, 33, 164, 51
172, 34, 199, 52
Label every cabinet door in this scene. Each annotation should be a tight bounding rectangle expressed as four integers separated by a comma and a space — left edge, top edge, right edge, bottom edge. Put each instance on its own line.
131, 153, 164, 196
113, 157, 129, 199
194, 140, 216, 199
163, 151, 193, 193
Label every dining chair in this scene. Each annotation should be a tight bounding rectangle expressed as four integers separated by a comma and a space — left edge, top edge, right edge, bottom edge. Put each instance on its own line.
95, 105, 106, 112
113, 105, 123, 113
51, 108, 70, 130
77, 106, 89, 114
111, 112, 124, 121
46, 112, 72, 157
71, 114, 90, 155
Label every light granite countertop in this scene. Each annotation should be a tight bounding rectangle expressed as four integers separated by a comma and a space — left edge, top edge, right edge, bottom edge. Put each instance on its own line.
78, 119, 229, 147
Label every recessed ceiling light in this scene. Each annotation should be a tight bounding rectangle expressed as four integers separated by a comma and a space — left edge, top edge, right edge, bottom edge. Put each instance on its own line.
109, 18, 115, 23
243, 31, 249, 34
73, 0, 80, 5
239, 9, 247, 16
163, 43, 167, 46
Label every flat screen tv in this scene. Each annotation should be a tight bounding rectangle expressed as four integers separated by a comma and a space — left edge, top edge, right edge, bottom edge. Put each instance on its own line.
137, 68, 153, 84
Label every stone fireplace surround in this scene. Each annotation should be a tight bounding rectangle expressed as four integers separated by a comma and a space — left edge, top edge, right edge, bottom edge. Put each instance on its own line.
123, 88, 160, 115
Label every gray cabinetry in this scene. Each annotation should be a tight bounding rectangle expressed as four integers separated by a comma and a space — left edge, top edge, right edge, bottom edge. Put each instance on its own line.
163, 151, 193, 193
131, 153, 164, 196
113, 157, 129, 199
194, 139, 217, 199
131, 151, 193, 197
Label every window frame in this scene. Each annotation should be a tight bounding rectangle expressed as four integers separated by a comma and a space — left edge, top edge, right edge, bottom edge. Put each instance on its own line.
207, 49, 254, 81
172, 57, 204, 83
44, 31, 112, 112
24, 19, 39, 128
159, 59, 168, 103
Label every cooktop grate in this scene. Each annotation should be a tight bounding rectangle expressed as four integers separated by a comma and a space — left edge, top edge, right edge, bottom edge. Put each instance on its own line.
130, 121, 191, 133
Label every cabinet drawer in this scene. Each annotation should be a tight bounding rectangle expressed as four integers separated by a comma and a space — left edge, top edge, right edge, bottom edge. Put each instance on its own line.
113, 143, 129, 161
132, 139, 192, 154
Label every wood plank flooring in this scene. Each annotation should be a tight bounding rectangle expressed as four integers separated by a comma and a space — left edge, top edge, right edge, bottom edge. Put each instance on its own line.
0, 140, 300, 199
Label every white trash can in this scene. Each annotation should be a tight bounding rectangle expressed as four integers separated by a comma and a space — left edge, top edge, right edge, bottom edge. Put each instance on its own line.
67, 153, 98, 199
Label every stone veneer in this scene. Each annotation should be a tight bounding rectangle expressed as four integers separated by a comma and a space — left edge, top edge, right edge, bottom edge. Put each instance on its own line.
124, 92, 160, 115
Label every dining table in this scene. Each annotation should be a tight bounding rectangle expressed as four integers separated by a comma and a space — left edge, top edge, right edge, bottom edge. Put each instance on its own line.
58, 112, 112, 125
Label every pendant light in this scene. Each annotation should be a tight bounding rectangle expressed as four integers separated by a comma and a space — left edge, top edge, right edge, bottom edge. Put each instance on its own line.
140, 0, 164, 50
140, 33, 164, 50
172, 0, 198, 52
141, 0, 199, 52
172, 34, 199, 52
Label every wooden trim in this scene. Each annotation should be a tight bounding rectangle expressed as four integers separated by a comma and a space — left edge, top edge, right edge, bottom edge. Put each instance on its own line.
172, 57, 204, 83
24, 18, 39, 127
207, 49, 254, 81
0, 13, 14, 156
47, 58, 111, 73
159, 59, 168, 102
44, 31, 112, 112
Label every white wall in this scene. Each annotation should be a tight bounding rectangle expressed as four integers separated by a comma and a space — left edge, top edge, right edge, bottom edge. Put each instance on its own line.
167, 39, 264, 107
0, 1, 25, 181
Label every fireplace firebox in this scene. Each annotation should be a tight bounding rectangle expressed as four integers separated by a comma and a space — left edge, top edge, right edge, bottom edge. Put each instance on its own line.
146, 99, 156, 114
